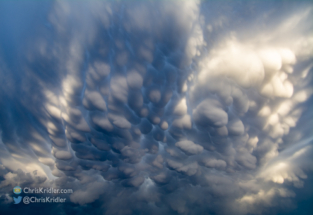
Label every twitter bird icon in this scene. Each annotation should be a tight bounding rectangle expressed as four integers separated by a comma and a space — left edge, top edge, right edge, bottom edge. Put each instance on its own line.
13, 196, 22, 204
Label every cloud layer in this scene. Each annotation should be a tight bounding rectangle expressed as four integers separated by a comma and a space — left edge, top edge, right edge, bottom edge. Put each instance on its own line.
0, 1, 313, 215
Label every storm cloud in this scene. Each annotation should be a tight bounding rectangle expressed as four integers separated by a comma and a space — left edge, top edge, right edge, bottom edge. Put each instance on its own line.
0, 1, 313, 215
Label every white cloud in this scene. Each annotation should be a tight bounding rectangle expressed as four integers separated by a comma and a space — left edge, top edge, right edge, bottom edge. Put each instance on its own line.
0, 1, 312, 215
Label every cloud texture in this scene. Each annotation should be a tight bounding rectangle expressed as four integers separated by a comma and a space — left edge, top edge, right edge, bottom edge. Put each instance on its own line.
0, 1, 313, 214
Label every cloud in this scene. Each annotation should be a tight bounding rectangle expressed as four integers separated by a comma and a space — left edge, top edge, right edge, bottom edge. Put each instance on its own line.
70, 180, 106, 205
0, 1, 312, 215
193, 98, 228, 128
175, 140, 203, 155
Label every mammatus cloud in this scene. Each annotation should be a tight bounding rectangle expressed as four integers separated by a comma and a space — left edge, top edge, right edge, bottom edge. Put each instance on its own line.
0, 1, 312, 214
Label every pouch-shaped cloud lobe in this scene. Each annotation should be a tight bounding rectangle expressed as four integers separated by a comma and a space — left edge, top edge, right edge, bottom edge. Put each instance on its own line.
0, 1, 312, 215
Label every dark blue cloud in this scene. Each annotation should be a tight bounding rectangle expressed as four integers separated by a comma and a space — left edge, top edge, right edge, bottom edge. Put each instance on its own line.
0, 1, 313, 215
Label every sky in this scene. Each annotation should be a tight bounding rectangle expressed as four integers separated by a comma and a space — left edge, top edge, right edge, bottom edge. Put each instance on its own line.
0, 1, 312, 215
